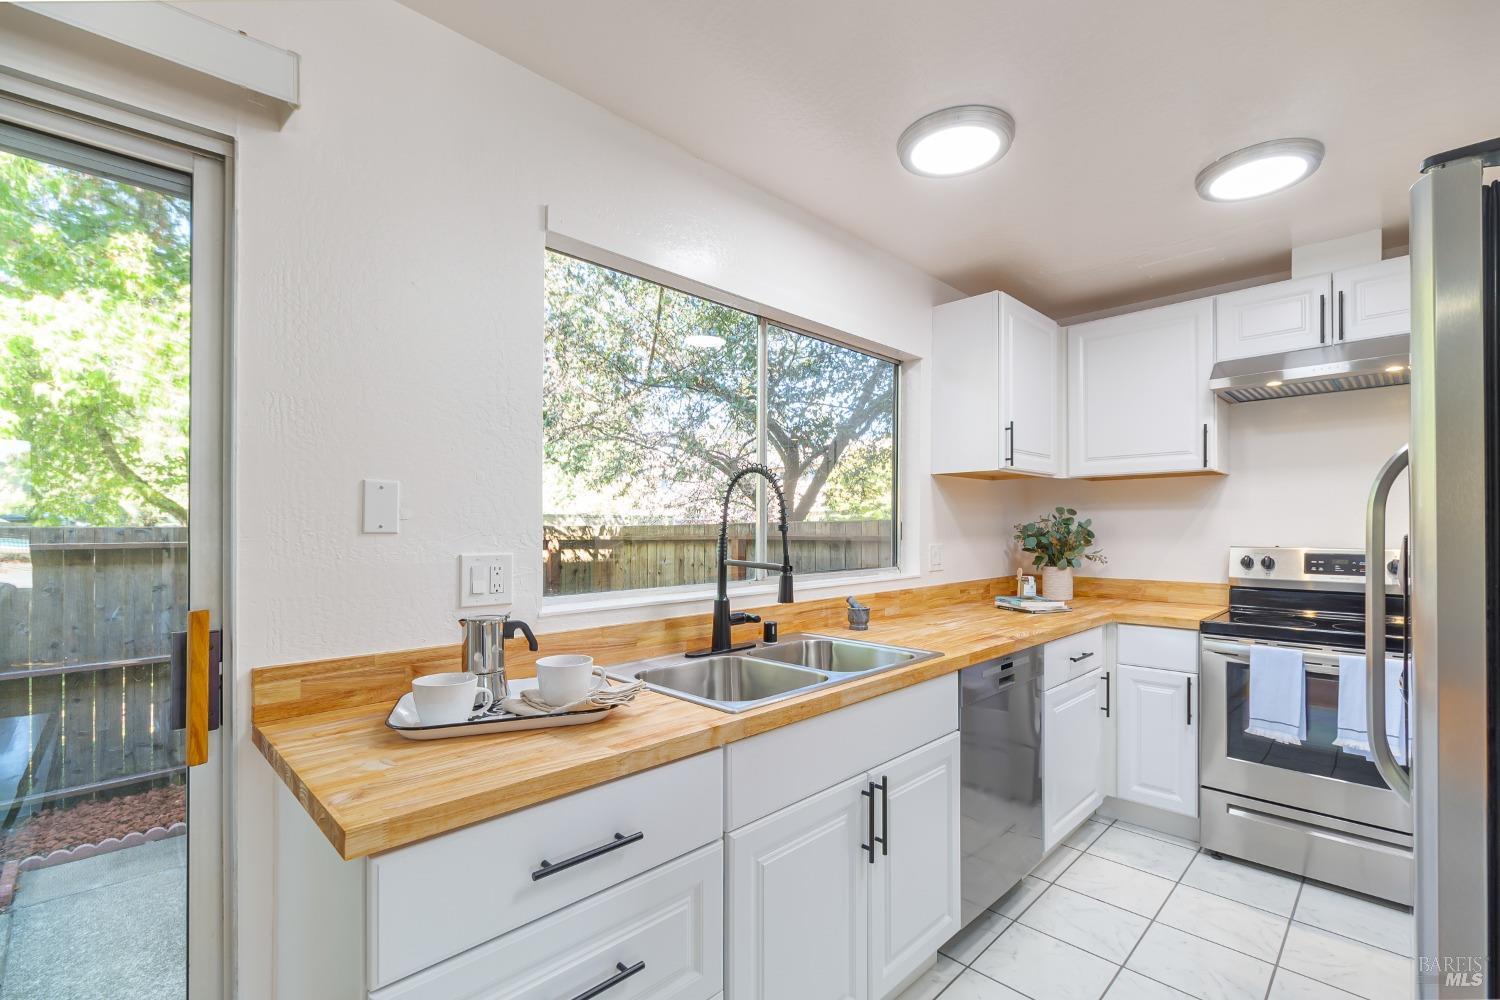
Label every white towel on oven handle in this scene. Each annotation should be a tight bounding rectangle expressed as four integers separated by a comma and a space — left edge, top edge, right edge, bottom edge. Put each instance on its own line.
1334, 654, 1408, 767
1244, 644, 1307, 744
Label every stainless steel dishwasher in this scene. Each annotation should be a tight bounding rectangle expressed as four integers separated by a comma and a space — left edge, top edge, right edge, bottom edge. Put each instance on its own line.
960, 649, 1043, 923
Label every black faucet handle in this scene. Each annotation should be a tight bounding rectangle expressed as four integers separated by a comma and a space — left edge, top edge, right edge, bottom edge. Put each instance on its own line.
503, 619, 539, 651
731, 611, 761, 626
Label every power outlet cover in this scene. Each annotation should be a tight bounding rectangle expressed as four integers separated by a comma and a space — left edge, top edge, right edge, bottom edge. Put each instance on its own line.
459, 553, 514, 607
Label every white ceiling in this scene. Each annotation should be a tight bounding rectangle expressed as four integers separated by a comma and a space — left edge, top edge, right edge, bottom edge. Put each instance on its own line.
402, 0, 1500, 317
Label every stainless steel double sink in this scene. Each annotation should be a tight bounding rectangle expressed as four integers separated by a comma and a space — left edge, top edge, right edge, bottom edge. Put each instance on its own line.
607, 633, 942, 713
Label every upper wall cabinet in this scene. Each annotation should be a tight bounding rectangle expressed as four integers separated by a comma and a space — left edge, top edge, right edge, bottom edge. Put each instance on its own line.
1333, 256, 1411, 343
1214, 274, 1332, 362
1068, 298, 1227, 478
932, 292, 1063, 478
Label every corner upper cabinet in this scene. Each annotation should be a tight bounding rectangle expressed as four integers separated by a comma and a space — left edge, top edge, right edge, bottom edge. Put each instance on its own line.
1213, 274, 1332, 362
1067, 298, 1227, 478
931, 292, 1063, 478
1333, 256, 1411, 343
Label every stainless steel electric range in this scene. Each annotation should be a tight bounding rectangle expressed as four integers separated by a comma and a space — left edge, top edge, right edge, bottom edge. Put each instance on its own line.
1198, 545, 1413, 905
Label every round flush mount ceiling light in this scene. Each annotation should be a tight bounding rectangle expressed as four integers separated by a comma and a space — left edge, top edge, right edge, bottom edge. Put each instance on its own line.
1195, 138, 1325, 202
898, 106, 1016, 177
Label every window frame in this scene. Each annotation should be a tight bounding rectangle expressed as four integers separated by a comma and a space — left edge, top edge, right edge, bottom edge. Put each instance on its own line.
542, 232, 905, 613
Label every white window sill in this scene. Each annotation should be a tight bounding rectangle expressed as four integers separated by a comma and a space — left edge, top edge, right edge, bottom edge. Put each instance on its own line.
539, 567, 919, 621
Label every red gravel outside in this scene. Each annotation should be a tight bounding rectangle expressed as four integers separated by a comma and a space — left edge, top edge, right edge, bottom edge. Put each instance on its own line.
0, 783, 185, 863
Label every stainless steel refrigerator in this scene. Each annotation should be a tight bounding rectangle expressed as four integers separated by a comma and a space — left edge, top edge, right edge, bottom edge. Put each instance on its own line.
1367, 138, 1499, 998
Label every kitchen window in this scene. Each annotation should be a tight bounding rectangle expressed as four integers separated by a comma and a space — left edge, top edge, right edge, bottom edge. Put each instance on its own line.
543, 245, 899, 600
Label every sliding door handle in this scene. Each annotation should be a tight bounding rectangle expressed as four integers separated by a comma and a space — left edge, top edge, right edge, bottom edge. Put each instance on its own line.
171, 610, 222, 767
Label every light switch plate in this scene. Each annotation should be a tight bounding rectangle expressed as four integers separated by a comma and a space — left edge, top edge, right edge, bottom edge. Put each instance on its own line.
928, 543, 944, 572
362, 479, 399, 533
459, 553, 514, 608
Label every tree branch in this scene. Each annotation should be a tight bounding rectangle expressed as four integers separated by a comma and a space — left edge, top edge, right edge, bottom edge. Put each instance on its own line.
93, 424, 187, 523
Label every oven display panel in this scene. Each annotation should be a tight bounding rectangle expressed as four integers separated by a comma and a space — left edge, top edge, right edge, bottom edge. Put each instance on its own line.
1303, 552, 1365, 577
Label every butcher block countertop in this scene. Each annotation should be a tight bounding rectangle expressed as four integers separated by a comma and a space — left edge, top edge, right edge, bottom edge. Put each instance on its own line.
252, 576, 1224, 860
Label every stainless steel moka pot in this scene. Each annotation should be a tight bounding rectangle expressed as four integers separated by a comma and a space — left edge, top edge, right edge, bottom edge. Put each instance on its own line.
459, 614, 538, 702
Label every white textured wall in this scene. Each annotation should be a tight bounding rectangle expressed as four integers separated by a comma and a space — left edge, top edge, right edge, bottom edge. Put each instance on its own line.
1007, 385, 1410, 581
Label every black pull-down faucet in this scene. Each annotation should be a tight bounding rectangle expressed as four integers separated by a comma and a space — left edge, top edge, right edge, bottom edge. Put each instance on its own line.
687, 464, 795, 657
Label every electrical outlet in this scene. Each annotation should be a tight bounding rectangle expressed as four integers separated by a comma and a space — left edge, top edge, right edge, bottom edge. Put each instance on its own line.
459, 553, 514, 607
929, 543, 944, 572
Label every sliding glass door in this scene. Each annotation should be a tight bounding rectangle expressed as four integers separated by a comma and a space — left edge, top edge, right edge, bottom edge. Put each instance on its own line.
0, 93, 226, 1000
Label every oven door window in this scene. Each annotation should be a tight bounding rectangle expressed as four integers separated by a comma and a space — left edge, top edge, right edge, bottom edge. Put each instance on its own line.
1224, 657, 1408, 789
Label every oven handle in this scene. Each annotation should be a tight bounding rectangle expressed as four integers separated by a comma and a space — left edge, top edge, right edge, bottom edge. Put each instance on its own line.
1365, 445, 1412, 804
1200, 638, 1342, 676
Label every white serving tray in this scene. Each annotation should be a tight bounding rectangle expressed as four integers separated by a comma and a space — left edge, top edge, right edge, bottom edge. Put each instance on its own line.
386, 676, 614, 740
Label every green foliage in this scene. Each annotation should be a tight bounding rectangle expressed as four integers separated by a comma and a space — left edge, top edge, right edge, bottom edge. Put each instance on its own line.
543, 252, 895, 523
1013, 506, 1107, 570
0, 150, 189, 525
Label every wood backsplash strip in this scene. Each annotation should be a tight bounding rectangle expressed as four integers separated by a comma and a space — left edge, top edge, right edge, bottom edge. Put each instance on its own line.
250, 574, 1222, 725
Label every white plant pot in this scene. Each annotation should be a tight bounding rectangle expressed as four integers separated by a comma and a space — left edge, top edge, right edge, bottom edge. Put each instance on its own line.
1041, 566, 1074, 601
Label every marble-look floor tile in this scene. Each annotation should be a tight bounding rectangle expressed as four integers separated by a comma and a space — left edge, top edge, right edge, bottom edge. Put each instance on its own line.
973, 923, 1120, 1000
1104, 969, 1197, 1000
941, 909, 1011, 966
1155, 884, 1289, 962
1087, 827, 1196, 880
1277, 922, 1413, 1000
1063, 819, 1110, 851
1179, 852, 1302, 916
1019, 884, 1150, 963
939, 968, 1031, 1000
1294, 882, 1414, 957
989, 876, 1047, 920
1268, 967, 1365, 1000
893, 954, 964, 1000
1056, 854, 1175, 918
1125, 923, 1274, 1000
1033, 844, 1082, 882
1109, 819, 1200, 852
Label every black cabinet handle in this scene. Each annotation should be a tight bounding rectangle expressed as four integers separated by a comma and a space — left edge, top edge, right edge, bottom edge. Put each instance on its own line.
1338, 289, 1346, 341
861, 781, 877, 863
1319, 293, 1326, 343
1101, 671, 1110, 717
533, 831, 643, 881
877, 775, 889, 856
1005, 421, 1015, 466
571, 961, 646, 1000
1186, 677, 1193, 726
1202, 423, 1208, 469
1068, 651, 1094, 663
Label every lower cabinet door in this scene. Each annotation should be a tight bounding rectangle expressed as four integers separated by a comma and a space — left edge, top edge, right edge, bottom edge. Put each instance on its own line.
727, 773, 870, 1000
368, 843, 723, 1000
1042, 670, 1105, 851
868, 732, 961, 1000
1116, 663, 1198, 816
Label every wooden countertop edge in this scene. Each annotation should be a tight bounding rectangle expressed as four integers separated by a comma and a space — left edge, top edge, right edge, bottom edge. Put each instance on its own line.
253, 594, 1222, 861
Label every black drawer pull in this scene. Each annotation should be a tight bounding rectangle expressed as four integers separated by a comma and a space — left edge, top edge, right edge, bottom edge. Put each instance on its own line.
572, 960, 646, 1000
1101, 671, 1111, 717
1187, 677, 1193, 726
533, 831, 644, 881
1068, 651, 1094, 663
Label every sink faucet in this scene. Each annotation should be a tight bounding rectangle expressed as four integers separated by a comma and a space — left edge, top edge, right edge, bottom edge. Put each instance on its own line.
688, 463, 795, 657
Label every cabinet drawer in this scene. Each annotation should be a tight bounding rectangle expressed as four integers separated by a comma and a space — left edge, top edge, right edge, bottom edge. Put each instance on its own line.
367, 751, 723, 988
371, 843, 723, 1000
725, 674, 957, 830
1043, 627, 1105, 689
1117, 625, 1198, 674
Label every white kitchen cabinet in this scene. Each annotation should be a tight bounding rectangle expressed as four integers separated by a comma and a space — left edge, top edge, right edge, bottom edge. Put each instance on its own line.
1115, 663, 1198, 817
868, 733, 961, 999
1214, 274, 1332, 362
728, 773, 870, 1000
932, 291, 1064, 478
1333, 256, 1411, 343
727, 732, 961, 1000
1042, 668, 1105, 851
1067, 297, 1226, 477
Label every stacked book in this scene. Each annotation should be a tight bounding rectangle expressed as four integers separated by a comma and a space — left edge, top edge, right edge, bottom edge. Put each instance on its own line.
995, 594, 1072, 614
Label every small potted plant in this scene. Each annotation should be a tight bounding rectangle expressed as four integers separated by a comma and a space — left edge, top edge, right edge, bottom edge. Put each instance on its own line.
1013, 507, 1107, 601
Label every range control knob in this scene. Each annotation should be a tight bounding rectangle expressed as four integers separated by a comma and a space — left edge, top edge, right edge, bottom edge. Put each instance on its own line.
1239, 555, 1254, 570
1260, 555, 1276, 571
1388, 558, 1400, 576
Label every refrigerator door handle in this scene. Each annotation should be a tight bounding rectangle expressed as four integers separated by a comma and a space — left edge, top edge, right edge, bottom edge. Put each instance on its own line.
1365, 444, 1412, 803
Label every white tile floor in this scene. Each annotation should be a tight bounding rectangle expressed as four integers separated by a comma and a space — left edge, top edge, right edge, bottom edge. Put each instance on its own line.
901, 815, 1415, 1000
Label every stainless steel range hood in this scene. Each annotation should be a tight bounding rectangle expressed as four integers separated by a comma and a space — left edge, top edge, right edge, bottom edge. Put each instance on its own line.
1208, 334, 1410, 403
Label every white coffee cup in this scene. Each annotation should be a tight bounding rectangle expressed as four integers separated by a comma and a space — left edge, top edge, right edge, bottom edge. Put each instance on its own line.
535, 654, 596, 707
412, 672, 493, 725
